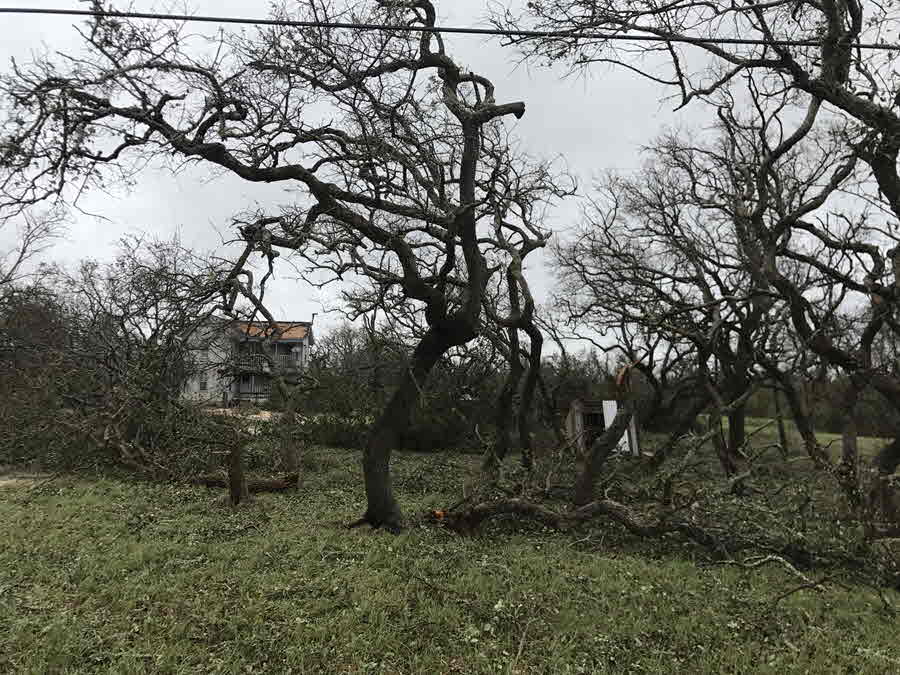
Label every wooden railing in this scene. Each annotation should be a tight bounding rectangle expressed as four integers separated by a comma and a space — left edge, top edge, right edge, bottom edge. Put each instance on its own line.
273, 353, 300, 368
234, 353, 301, 371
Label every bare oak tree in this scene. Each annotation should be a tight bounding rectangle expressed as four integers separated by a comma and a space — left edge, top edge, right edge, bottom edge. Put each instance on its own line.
500, 0, 900, 511
480, 149, 572, 473
0, 210, 63, 294
633, 91, 900, 506
554, 145, 794, 476
0, 1, 558, 529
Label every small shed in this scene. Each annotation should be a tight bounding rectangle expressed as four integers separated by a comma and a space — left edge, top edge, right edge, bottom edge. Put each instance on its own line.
564, 396, 640, 457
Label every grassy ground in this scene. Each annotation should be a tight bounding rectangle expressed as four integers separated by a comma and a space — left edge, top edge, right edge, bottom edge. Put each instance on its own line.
2, 443, 900, 674
742, 416, 888, 459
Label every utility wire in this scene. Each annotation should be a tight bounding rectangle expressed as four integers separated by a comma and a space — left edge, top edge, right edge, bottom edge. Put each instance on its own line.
2, 5, 900, 52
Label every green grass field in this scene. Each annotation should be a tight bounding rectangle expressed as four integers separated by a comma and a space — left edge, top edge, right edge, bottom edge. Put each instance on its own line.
744, 416, 888, 458
2, 438, 900, 674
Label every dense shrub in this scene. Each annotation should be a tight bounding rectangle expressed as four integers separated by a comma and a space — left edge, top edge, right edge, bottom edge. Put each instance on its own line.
0, 239, 236, 476
269, 323, 498, 452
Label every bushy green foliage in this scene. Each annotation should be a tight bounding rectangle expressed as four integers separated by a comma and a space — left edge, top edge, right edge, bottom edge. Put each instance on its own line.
280, 323, 499, 451
0, 239, 230, 476
0, 285, 75, 465
295, 412, 373, 451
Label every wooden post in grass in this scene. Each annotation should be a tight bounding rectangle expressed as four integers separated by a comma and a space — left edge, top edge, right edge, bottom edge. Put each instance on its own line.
227, 441, 248, 506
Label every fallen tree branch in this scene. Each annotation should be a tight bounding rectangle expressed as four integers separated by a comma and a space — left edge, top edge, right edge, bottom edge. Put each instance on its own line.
716, 554, 817, 584
769, 574, 840, 609
434, 497, 850, 566
439, 496, 718, 544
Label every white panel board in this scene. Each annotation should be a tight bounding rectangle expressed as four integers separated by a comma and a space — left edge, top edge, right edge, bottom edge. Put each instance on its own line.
601, 400, 629, 454
628, 417, 640, 456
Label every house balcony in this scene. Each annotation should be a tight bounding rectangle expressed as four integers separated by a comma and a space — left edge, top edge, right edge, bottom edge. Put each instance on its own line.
233, 353, 302, 373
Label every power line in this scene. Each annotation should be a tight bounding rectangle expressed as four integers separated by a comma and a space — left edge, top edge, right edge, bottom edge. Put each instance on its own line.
2, 6, 900, 52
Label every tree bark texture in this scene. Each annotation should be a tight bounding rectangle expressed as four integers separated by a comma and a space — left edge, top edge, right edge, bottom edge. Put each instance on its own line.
361, 328, 452, 530
517, 325, 543, 471
227, 444, 248, 506
279, 395, 300, 475
773, 389, 791, 459
839, 376, 864, 504
573, 397, 636, 507
649, 393, 710, 469
727, 403, 747, 458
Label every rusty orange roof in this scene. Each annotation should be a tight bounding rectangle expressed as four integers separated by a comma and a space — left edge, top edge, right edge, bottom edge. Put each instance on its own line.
232, 321, 311, 341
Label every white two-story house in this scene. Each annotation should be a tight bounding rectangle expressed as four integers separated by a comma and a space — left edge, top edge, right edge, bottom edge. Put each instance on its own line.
183, 317, 315, 405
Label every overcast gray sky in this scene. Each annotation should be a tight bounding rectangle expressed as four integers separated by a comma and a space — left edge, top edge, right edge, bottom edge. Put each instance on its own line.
0, 0, 703, 332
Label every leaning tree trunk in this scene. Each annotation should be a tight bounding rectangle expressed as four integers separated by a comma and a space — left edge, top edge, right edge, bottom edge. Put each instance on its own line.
484, 265, 525, 475
536, 371, 565, 444
704, 388, 744, 480
837, 375, 866, 507
484, 345, 521, 475
773, 388, 791, 459
573, 397, 635, 507
711, 415, 741, 478
516, 326, 542, 471
767, 365, 868, 507
361, 328, 451, 530
649, 394, 710, 469
774, 371, 831, 469
632, 363, 665, 432
727, 402, 747, 458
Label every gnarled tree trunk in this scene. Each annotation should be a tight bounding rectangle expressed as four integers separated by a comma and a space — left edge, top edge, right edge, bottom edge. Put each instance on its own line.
573, 397, 635, 506
361, 328, 452, 530
484, 338, 521, 475
279, 393, 300, 476
517, 326, 542, 471
727, 403, 747, 458
838, 375, 866, 507
773, 388, 791, 459
649, 393, 709, 469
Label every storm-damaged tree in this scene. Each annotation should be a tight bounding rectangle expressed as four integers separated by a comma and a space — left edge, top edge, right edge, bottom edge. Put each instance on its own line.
62, 236, 231, 474
553, 155, 793, 477
478, 269, 530, 474
623, 91, 900, 509
713, 95, 900, 508
0, 0, 565, 530
315, 129, 571, 469
0, 233, 234, 473
0, 209, 64, 297
479, 147, 572, 474
499, 0, 900, 488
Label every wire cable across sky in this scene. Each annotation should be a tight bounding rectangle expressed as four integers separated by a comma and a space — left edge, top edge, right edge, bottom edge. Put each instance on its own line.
2, 5, 900, 52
